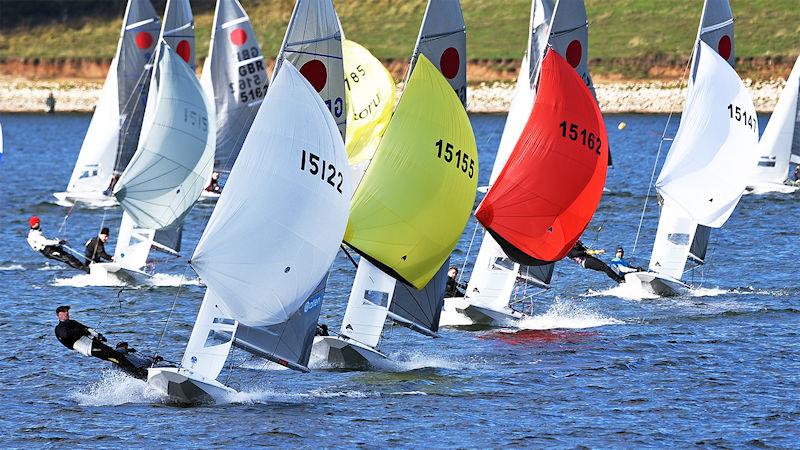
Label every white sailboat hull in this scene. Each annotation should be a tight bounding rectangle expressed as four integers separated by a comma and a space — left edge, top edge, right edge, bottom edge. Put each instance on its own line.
441, 296, 525, 327
624, 271, 690, 297
89, 262, 151, 286
53, 191, 118, 208
744, 181, 799, 195
147, 367, 235, 404
311, 336, 388, 370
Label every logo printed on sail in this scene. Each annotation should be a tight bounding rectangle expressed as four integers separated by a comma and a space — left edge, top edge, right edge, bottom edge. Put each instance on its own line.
304, 294, 323, 312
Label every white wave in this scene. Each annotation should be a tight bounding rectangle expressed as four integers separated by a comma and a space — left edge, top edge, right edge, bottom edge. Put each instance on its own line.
0, 264, 24, 271
53, 273, 125, 287
585, 282, 660, 301
38, 263, 65, 271
438, 297, 477, 327
149, 273, 202, 287
221, 387, 374, 405
379, 350, 466, 372
688, 286, 728, 297
513, 298, 623, 330
70, 370, 166, 406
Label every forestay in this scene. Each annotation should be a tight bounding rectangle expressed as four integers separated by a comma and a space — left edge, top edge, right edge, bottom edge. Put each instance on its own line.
190, 61, 351, 327
343, 39, 396, 172
275, 0, 346, 138
408, 0, 467, 106
201, 0, 269, 173
649, 41, 759, 278
344, 55, 477, 289
475, 49, 608, 266
753, 56, 800, 183
114, 41, 215, 231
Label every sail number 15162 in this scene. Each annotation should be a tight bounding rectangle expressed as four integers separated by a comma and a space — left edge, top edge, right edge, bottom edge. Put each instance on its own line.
435, 139, 474, 178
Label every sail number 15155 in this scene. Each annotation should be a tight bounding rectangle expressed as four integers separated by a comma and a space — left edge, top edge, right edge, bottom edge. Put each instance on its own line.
435, 139, 474, 178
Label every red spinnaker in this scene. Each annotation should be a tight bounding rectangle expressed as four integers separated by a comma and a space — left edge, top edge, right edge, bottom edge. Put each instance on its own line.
475, 49, 608, 265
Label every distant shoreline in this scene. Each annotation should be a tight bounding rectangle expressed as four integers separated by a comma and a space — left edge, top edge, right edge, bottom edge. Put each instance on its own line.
0, 75, 786, 115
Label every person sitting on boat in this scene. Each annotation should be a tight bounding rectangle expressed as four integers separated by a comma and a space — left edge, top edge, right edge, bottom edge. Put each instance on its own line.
27, 216, 88, 272
54, 305, 155, 380
609, 247, 644, 277
84, 227, 114, 265
789, 165, 800, 186
315, 324, 329, 336
205, 172, 222, 193
445, 266, 465, 297
567, 240, 624, 283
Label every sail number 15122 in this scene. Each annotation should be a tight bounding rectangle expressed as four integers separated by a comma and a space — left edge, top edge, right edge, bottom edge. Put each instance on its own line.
435, 139, 474, 178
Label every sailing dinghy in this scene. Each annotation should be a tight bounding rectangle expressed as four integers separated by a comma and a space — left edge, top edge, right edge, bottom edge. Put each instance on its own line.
199, 0, 269, 200
312, 55, 477, 369
747, 55, 800, 194
148, 61, 352, 403
624, 41, 759, 296
54, 0, 160, 208
443, 0, 606, 327
89, 2, 212, 285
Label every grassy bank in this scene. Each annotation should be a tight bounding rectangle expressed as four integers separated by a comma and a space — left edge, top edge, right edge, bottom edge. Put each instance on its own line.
0, 0, 798, 78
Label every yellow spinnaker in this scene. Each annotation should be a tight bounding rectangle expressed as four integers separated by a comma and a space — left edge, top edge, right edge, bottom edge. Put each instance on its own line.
344, 54, 478, 289
343, 40, 396, 168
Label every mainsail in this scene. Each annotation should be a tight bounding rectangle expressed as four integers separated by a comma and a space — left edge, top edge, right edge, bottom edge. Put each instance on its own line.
113, 40, 215, 231
275, 0, 346, 138
201, 0, 269, 173
343, 39, 396, 172
475, 48, 608, 266
61, 0, 159, 197
159, 0, 195, 70
407, 0, 467, 106
752, 55, 800, 183
182, 61, 352, 378
648, 41, 758, 279
344, 54, 478, 289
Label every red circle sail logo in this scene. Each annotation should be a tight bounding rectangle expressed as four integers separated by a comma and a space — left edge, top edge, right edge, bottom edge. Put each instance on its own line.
300, 60, 328, 92
439, 47, 460, 79
230, 28, 248, 46
566, 40, 582, 68
718, 35, 732, 61
135, 32, 153, 49
176, 40, 191, 63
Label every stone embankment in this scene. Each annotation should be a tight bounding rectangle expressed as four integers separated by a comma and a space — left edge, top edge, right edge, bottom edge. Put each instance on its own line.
0, 75, 787, 114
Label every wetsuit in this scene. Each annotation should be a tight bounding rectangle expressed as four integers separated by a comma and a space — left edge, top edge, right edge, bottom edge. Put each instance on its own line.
609, 256, 640, 276
55, 319, 142, 378
567, 241, 624, 283
84, 236, 113, 266
445, 277, 465, 297
28, 228, 88, 272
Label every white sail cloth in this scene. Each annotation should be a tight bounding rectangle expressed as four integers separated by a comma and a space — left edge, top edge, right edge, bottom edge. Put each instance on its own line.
114, 41, 215, 230
655, 41, 759, 228
753, 55, 800, 183
191, 61, 352, 327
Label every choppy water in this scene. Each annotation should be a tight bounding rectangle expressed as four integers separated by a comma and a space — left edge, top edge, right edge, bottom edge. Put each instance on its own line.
0, 112, 798, 447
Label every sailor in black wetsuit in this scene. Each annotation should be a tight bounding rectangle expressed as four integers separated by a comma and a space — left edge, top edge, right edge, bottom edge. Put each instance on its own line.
84, 227, 114, 266
54, 305, 148, 379
445, 266, 465, 297
567, 240, 624, 283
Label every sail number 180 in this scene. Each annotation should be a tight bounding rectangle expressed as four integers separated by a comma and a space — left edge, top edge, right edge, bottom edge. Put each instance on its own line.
435, 139, 474, 178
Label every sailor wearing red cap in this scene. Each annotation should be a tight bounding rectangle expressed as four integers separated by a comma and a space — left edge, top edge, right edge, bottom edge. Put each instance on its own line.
26, 216, 88, 272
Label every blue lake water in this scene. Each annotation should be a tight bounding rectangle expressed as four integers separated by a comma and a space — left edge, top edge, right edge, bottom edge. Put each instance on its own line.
0, 112, 798, 447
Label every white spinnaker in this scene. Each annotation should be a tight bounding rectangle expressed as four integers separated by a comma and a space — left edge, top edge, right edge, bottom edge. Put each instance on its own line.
191, 61, 352, 327
201, 0, 269, 173
753, 56, 800, 184
114, 41, 215, 231
274, 0, 346, 138
181, 289, 237, 381
656, 41, 759, 228
65, 56, 120, 195
408, 0, 467, 106
649, 41, 759, 278
340, 258, 396, 349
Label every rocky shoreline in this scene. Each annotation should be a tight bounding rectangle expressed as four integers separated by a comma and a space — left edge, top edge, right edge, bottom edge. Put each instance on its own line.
0, 75, 787, 114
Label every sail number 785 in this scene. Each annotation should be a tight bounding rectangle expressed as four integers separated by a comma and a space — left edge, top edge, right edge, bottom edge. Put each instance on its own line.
435, 139, 474, 178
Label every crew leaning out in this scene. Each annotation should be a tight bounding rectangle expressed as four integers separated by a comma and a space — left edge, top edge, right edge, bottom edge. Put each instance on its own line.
26, 216, 88, 272
85, 227, 114, 266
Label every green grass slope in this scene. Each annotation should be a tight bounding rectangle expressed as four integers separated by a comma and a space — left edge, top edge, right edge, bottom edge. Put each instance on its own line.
0, 0, 798, 78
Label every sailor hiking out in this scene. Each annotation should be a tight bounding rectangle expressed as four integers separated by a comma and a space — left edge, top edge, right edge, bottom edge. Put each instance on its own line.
27, 216, 87, 272
445, 266, 466, 297
84, 227, 114, 266
567, 240, 624, 283
54, 305, 162, 380
609, 247, 644, 277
